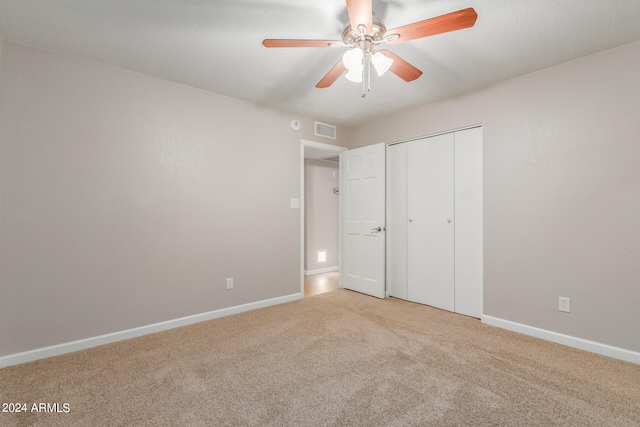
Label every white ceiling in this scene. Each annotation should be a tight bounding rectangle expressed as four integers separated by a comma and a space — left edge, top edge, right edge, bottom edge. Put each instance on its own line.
2, 0, 640, 126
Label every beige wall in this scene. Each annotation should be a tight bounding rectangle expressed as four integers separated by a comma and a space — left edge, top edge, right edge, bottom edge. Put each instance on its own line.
0, 41, 345, 357
304, 159, 339, 272
2, 36, 639, 359
345, 41, 640, 353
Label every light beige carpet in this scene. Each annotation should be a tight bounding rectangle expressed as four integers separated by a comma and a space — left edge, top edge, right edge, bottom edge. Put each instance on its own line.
1, 289, 639, 426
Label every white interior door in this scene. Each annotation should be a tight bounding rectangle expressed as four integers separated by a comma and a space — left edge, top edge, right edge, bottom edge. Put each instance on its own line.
407, 133, 455, 311
340, 143, 386, 298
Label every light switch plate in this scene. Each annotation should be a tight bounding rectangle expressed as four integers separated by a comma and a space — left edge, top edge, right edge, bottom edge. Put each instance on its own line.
290, 198, 300, 209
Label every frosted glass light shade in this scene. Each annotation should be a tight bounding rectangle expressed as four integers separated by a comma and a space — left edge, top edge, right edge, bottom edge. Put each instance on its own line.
345, 67, 363, 82
372, 51, 393, 76
343, 48, 363, 70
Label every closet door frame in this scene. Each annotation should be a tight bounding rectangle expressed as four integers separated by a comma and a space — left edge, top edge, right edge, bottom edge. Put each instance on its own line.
386, 143, 408, 300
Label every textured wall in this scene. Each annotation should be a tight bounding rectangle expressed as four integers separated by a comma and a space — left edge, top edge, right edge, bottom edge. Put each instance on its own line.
0, 41, 344, 356
345, 41, 640, 353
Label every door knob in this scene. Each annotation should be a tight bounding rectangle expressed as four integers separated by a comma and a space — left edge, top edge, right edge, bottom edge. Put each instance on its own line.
370, 226, 384, 232
447, 219, 452, 223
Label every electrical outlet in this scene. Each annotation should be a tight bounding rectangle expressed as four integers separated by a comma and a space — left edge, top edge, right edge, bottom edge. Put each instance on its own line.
226, 278, 233, 290
559, 297, 570, 313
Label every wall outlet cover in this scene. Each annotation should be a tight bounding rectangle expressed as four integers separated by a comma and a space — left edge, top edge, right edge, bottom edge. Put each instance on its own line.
559, 296, 570, 313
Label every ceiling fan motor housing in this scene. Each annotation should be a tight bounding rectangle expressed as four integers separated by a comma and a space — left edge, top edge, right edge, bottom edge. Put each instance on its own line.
342, 15, 387, 46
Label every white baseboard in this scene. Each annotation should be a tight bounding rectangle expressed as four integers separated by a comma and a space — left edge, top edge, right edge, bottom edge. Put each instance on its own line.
0, 293, 302, 368
304, 266, 339, 276
482, 315, 640, 365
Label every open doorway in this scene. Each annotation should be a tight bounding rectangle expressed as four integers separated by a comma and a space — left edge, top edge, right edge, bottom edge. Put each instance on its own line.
300, 140, 347, 297
304, 271, 339, 297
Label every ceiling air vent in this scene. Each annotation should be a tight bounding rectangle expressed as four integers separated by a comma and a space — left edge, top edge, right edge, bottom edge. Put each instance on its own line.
315, 121, 337, 140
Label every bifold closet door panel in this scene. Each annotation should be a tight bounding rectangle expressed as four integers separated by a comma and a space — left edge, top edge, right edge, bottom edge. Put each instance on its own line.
454, 127, 483, 318
407, 134, 455, 311
387, 143, 408, 299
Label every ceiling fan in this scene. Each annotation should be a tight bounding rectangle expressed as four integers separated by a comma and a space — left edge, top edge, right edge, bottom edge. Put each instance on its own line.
262, 0, 477, 97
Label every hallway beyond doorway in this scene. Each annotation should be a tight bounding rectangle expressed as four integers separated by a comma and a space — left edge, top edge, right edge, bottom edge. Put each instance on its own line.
304, 271, 339, 297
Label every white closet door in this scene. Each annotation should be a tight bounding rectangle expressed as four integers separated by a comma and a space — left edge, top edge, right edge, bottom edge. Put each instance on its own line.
407, 133, 455, 311
387, 143, 408, 299
454, 127, 483, 318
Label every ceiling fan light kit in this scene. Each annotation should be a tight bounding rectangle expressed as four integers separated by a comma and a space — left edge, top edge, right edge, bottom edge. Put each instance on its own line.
262, 1, 477, 96
342, 34, 395, 97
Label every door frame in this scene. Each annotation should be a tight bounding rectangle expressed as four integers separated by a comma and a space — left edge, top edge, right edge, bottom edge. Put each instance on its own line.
300, 139, 348, 296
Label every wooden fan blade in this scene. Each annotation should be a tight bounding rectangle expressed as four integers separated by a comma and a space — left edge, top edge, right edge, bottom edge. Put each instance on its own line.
262, 39, 341, 48
385, 8, 477, 44
379, 50, 423, 82
346, 0, 373, 34
316, 60, 347, 88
